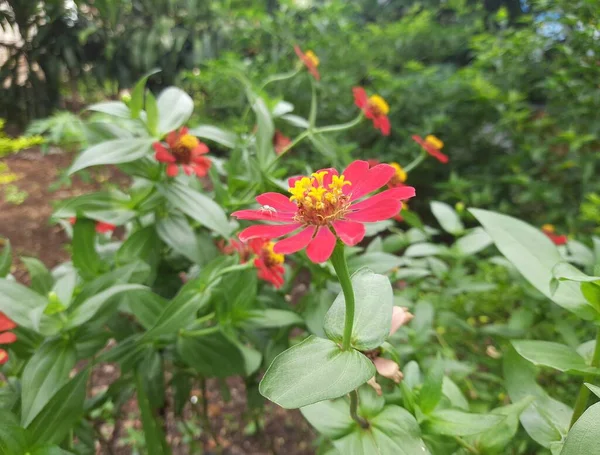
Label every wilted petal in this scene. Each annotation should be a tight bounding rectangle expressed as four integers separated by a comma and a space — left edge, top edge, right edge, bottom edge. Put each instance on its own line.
373, 357, 403, 383
367, 377, 382, 396
390, 306, 414, 335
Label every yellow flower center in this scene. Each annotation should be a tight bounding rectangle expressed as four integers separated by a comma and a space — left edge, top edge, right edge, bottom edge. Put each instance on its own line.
368, 95, 390, 116
390, 162, 407, 184
542, 224, 555, 233
178, 134, 199, 150
0, 351, 6, 363
263, 242, 285, 266
425, 135, 444, 150
304, 50, 320, 67
289, 171, 352, 225
172, 134, 199, 163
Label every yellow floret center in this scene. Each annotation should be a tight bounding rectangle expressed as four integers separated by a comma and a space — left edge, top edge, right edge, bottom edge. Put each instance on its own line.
178, 134, 199, 150
390, 162, 407, 183
263, 242, 285, 265
368, 95, 390, 116
542, 224, 555, 233
425, 135, 444, 150
288, 171, 352, 225
304, 50, 320, 67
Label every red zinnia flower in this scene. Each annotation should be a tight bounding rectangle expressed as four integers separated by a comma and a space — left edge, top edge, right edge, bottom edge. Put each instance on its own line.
294, 45, 320, 80
353, 87, 391, 136
273, 130, 292, 155
69, 218, 116, 234
542, 224, 567, 246
0, 312, 17, 365
153, 127, 211, 177
232, 160, 416, 263
220, 238, 286, 288
412, 135, 448, 163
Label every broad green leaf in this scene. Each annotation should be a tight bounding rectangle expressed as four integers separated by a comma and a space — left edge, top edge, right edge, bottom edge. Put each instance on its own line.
252, 96, 275, 167
419, 356, 445, 414
470, 208, 595, 320
72, 219, 103, 280
301, 398, 355, 439
347, 252, 403, 274
455, 227, 492, 256
358, 384, 385, 418
28, 446, 74, 455
87, 101, 130, 118
425, 410, 505, 436
404, 243, 443, 257
0, 239, 11, 278
156, 214, 204, 264
334, 405, 430, 455
26, 369, 89, 446
157, 87, 193, 135
135, 370, 170, 455
177, 331, 248, 378
116, 226, 160, 273
560, 402, 600, 455
0, 280, 59, 335
121, 289, 165, 329
324, 269, 393, 350
259, 335, 375, 409
69, 138, 153, 174
21, 340, 76, 426
51, 269, 77, 309
242, 309, 304, 329
581, 282, 600, 312
145, 91, 159, 136
585, 382, 600, 399
503, 347, 570, 448
65, 284, 147, 329
130, 69, 160, 119
160, 181, 233, 237
0, 410, 27, 454
139, 349, 165, 410
21, 257, 53, 295
442, 377, 469, 411
512, 340, 600, 375
431, 201, 464, 235
553, 262, 600, 283
188, 125, 238, 148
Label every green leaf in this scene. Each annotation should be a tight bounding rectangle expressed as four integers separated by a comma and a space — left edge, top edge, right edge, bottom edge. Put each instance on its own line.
358, 384, 385, 418
581, 282, 600, 312
26, 369, 89, 446
511, 340, 600, 375
69, 138, 153, 174
65, 284, 147, 329
21, 257, 53, 295
139, 349, 165, 409
87, 101, 130, 118
157, 87, 193, 136
334, 405, 430, 455
0, 280, 59, 335
469, 208, 595, 320
431, 201, 464, 235
259, 335, 375, 409
301, 398, 355, 439
0, 410, 27, 454
585, 382, 600, 399
116, 226, 160, 271
425, 409, 505, 436
71, 219, 103, 280
156, 214, 204, 264
347, 253, 403, 274
560, 402, 600, 455
130, 69, 161, 119
159, 181, 233, 237
252, 96, 275, 168
419, 356, 445, 414
135, 370, 170, 455
188, 125, 238, 148
442, 377, 469, 410
404, 243, 443, 257
28, 446, 74, 455
0, 239, 11, 278
455, 227, 492, 256
553, 262, 600, 283
503, 347, 570, 449
177, 330, 249, 378
242, 309, 304, 330
324, 269, 393, 351
51, 269, 77, 309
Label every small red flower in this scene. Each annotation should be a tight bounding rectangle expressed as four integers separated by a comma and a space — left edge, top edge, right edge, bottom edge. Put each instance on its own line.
294, 45, 320, 80
153, 127, 211, 177
69, 217, 116, 234
221, 238, 286, 288
388, 162, 407, 188
412, 135, 448, 163
232, 160, 416, 263
542, 224, 567, 246
273, 130, 292, 155
353, 87, 391, 136
0, 312, 17, 365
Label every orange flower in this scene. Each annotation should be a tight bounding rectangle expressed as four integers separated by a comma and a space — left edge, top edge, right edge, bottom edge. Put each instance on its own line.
353, 87, 391, 136
412, 135, 448, 163
294, 45, 320, 80
542, 224, 567, 246
0, 312, 17, 365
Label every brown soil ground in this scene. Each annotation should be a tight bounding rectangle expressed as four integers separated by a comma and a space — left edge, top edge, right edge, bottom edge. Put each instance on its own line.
0, 148, 315, 454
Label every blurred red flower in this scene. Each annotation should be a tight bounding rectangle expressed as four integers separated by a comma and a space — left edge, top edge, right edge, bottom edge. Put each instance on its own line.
353, 87, 390, 136
153, 127, 211, 177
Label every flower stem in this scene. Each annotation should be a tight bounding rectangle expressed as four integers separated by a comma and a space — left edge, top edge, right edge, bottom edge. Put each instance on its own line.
570, 328, 600, 427
349, 389, 369, 429
259, 67, 301, 91
453, 436, 480, 454
403, 151, 428, 173
329, 242, 355, 351
313, 113, 363, 135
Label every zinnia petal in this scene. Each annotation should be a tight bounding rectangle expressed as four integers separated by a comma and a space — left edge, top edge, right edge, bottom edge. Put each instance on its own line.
333, 220, 365, 246
0, 349, 8, 365
166, 130, 179, 148
375, 116, 391, 136
231, 209, 295, 222
0, 332, 16, 344
273, 226, 316, 254
256, 192, 298, 212
192, 160, 211, 177
350, 186, 416, 212
353, 87, 368, 109
192, 143, 209, 156
153, 143, 176, 163
0, 313, 16, 332
349, 164, 396, 201
182, 165, 194, 176
342, 160, 370, 194
306, 226, 336, 263
346, 199, 402, 222
238, 223, 302, 242
166, 163, 179, 177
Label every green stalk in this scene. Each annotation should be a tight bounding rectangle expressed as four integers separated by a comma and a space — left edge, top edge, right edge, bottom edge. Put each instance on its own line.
329, 242, 355, 351
570, 328, 600, 427
312, 113, 363, 134
403, 151, 427, 173
349, 389, 369, 429
259, 67, 301, 91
